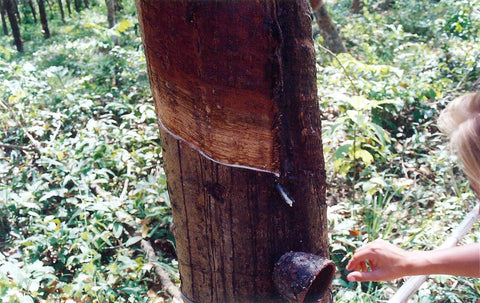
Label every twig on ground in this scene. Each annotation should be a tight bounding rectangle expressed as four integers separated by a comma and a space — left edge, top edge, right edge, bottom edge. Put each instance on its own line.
0, 99, 42, 153
141, 239, 183, 303
316, 43, 360, 95
0, 142, 36, 152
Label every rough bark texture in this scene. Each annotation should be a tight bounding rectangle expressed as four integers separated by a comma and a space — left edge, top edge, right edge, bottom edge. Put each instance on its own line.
4, 0, 23, 51
0, 0, 8, 35
37, 0, 50, 38
314, 4, 346, 54
137, 0, 330, 302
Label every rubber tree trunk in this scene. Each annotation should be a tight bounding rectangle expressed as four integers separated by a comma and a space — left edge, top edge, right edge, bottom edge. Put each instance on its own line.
65, 0, 71, 16
311, 0, 346, 54
57, 0, 65, 23
28, 0, 37, 23
12, 0, 20, 23
73, 0, 79, 12
0, 0, 8, 35
37, 0, 50, 38
105, 0, 115, 28
5, 0, 23, 51
137, 0, 331, 302
352, 0, 363, 14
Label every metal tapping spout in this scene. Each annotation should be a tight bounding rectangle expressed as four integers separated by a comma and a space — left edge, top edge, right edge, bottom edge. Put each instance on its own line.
273, 252, 336, 303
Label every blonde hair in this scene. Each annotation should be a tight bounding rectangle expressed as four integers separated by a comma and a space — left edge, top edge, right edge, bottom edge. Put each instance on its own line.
437, 92, 480, 194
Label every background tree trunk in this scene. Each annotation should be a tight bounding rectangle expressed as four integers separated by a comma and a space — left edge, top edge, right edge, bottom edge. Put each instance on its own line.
352, 0, 363, 14
57, 0, 65, 23
136, 0, 331, 302
313, 3, 346, 54
28, 0, 37, 23
65, 0, 71, 16
73, 0, 79, 12
37, 0, 49, 38
12, 0, 20, 23
0, 0, 9, 35
105, 0, 115, 28
5, 0, 23, 51
82, 0, 87, 9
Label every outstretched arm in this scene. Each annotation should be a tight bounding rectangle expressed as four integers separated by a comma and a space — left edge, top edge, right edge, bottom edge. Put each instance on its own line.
346, 239, 480, 282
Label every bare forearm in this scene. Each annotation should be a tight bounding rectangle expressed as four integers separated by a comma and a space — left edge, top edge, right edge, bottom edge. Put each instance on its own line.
407, 244, 480, 277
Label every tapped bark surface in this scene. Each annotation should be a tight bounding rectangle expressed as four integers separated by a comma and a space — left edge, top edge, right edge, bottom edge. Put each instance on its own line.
137, 1, 331, 302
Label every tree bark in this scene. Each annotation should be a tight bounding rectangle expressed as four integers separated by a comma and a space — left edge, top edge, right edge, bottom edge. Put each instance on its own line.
57, 0, 65, 23
28, 0, 37, 23
136, 1, 331, 302
65, 0, 71, 16
4, 0, 23, 51
0, 0, 8, 35
37, 0, 50, 38
313, 3, 346, 54
352, 0, 363, 14
105, 0, 115, 28
82, 0, 88, 9
12, 0, 20, 23
73, 0, 79, 12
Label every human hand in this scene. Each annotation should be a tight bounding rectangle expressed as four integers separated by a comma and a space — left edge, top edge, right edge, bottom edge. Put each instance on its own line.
346, 239, 413, 282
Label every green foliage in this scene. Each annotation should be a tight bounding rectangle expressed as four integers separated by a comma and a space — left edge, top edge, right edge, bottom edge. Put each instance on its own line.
0, 3, 176, 302
321, 0, 480, 301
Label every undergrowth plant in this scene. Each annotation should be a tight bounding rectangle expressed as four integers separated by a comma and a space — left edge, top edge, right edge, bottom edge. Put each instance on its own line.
321, 0, 480, 301
0, 4, 175, 303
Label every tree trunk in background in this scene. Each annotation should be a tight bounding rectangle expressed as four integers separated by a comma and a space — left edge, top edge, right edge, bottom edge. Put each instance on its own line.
57, 0, 65, 23
65, 0, 71, 16
4, 0, 23, 51
45, 0, 53, 14
12, 0, 20, 23
73, 0, 79, 12
37, 0, 50, 38
0, 0, 8, 35
352, 0, 363, 14
313, 3, 346, 54
136, 1, 331, 302
82, 0, 88, 9
28, 0, 37, 23
105, 0, 115, 28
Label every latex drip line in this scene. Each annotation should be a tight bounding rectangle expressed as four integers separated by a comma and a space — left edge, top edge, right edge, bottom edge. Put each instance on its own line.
276, 180, 295, 207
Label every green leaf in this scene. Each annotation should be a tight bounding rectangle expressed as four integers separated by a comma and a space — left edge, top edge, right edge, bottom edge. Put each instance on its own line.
125, 236, 143, 247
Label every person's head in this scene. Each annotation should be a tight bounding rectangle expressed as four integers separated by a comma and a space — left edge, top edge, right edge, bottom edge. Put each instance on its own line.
438, 92, 480, 196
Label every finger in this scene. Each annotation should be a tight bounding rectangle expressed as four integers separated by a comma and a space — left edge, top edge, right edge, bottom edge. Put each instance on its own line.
346, 249, 377, 271
360, 260, 367, 272
347, 270, 384, 282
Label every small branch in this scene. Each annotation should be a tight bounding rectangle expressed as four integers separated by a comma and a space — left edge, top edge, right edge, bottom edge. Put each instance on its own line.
316, 43, 360, 95
0, 99, 42, 153
471, 77, 480, 90
388, 203, 480, 303
90, 183, 112, 200
141, 239, 183, 303
0, 142, 36, 152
